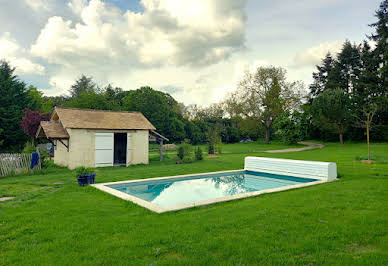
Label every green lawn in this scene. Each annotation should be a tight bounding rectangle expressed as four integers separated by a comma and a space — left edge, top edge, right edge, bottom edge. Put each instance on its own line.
0, 142, 387, 265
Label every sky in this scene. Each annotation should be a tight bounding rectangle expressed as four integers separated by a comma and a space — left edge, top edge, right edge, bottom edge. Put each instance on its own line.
0, 0, 382, 106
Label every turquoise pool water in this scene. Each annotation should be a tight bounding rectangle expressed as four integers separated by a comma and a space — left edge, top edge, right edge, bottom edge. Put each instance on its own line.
107, 171, 316, 208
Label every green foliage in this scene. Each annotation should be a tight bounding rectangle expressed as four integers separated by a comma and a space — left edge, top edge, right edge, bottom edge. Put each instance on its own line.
207, 125, 221, 154
122, 87, 186, 142
177, 146, 184, 160
0, 61, 30, 151
69, 75, 96, 98
38, 148, 49, 168
74, 166, 94, 176
217, 143, 222, 154
274, 112, 304, 145
22, 141, 36, 154
311, 88, 351, 144
222, 126, 240, 143
66, 91, 113, 110
226, 66, 303, 144
177, 144, 192, 160
195, 146, 203, 160
208, 142, 215, 155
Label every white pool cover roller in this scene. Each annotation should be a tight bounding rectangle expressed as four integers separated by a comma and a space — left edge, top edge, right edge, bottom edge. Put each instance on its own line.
244, 156, 337, 181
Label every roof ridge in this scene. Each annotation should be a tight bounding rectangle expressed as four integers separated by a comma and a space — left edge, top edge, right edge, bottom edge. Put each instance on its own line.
55, 107, 141, 114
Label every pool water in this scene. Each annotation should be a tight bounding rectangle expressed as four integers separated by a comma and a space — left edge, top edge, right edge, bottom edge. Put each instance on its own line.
107, 171, 317, 208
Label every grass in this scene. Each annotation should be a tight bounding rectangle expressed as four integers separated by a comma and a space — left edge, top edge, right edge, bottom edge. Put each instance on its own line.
149, 141, 302, 157
0, 141, 387, 265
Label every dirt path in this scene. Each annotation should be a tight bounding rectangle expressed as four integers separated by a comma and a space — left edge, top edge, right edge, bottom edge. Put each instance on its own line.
264, 141, 325, 153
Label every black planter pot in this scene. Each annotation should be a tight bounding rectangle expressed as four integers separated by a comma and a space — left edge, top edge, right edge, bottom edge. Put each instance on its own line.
77, 173, 96, 186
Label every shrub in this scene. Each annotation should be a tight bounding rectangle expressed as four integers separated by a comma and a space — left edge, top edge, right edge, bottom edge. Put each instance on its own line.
177, 146, 184, 160
75, 167, 94, 176
274, 112, 304, 144
195, 147, 203, 160
177, 144, 191, 160
208, 142, 215, 154
38, 148, 50, 168
22, 141, 36, 154
217, 143, 222, 154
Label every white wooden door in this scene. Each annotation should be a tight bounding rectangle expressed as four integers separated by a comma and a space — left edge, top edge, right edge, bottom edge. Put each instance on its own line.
126, 132, 132, 166
95, 133, 114, 167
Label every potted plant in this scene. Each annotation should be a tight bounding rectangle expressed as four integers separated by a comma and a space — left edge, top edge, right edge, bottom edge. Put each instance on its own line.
75, 167, 96, 186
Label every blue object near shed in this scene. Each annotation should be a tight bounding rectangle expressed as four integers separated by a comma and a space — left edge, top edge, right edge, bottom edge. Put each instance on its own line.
30, 152, 40, 169
77, 174, 96, 186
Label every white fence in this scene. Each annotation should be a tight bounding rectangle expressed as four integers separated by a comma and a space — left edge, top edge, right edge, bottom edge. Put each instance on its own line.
0, 152, 41, 177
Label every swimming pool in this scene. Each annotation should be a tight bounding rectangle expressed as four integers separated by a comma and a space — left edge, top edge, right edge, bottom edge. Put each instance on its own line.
92, 169, 326, 213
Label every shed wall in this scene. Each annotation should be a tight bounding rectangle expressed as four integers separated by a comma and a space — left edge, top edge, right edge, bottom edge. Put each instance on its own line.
54, 129, 149, 169
129, 130, 149, 165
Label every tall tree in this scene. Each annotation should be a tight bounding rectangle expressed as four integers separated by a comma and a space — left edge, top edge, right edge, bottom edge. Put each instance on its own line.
369, 0, 388, 88
0, 61, 30, 151
352, 41, 386, 160
230, 66, 303, 143
122, 87, 186, 142
335, 41, 361, 93
311, 88, 351, 145
309, 53, 336, 98
69, 75, 96, 98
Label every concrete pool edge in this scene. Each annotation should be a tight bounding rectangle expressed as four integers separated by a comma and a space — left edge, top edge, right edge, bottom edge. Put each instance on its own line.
91, 170, 334, 214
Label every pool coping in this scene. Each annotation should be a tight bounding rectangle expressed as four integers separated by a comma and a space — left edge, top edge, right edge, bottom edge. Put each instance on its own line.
91, 169, 332, 214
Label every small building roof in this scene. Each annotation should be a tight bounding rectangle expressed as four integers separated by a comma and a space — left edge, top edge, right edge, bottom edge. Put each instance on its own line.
53, 107, 156, 130
36, 121, 70, 139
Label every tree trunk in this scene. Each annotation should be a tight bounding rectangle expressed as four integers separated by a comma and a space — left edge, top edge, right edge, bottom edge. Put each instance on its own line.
265, 128, 271, 144
339, 133, 344, 145
366, 122, 370, 161
159, 139, 163, 161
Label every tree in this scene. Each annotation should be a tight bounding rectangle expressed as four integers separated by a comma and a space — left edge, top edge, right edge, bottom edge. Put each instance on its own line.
335, 41, 361, 93
0, 60, 30, 151
69, 75, 96, 98
369, 0, 388, 89
309, 53, 336, 98
311, 88, 351, 145
352, 41, 386, 160
274, 111, 304, 144
21, 109, 50, 145
122, 87, 186, 142
230, 66, 303, 143
66, 91, 112, 110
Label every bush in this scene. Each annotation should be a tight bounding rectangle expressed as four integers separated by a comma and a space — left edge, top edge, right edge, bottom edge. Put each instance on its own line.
75, 166, 94, 176
177, 144, 191, 160
195, 147, 203, 160
274, 112, 304, 144
208, 142, 215, 154
22, 141, 36, 154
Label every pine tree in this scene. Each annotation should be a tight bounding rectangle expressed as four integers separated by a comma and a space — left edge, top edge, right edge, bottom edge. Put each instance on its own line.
69, 75, 96, 98
309, 53, 335, 98
335, 41, 361, 93
0, 61, 30, 151
369, 0, 388, 88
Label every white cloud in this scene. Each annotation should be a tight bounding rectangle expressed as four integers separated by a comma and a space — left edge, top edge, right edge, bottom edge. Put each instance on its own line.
0, 32, 45, 75
31, 0, 246, 67
25, 0, 50, 11
29, 0, 247, 103
291, 40, 344, 68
